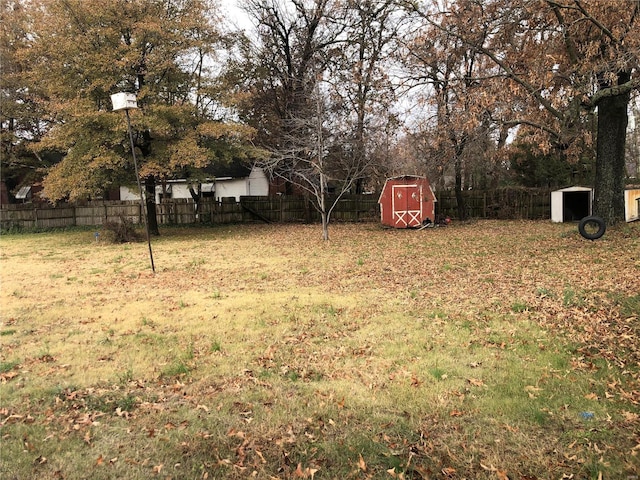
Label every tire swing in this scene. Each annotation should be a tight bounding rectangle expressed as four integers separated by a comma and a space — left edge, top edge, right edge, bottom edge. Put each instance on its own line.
578, 215, 606, 240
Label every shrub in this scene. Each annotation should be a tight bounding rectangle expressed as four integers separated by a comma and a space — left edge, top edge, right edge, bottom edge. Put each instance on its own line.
101, 216, 141, 243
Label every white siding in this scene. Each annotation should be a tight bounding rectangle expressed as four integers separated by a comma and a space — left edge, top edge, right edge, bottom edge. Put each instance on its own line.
248, 167, 270, 197
119, 166, 269, 203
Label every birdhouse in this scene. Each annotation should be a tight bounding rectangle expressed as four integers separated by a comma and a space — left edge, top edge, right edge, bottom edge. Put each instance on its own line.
378, 176, 437, 228
110, 92, 138, 111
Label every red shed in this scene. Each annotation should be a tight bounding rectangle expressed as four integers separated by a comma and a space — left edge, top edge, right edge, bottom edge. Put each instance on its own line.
378, 175, 437, 228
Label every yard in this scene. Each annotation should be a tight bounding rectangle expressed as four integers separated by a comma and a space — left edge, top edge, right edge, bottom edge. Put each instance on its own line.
1, 220, 639, 479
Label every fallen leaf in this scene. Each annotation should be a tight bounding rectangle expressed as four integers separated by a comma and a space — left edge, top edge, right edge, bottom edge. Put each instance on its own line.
584, 393, 599, 401
95, 455, 104, 466
525, 385, 543, 398
358, 453, 367, 472
467, 378, 485, 387
0, 371, 19, 382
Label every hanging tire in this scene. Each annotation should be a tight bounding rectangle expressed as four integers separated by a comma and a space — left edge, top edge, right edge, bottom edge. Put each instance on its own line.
578, 216, 606, 240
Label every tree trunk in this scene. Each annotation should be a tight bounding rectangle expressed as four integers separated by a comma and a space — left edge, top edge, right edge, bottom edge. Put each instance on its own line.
320, 171, 329, 241
454, 156, 466, 220
145, 176, 160, 235
321, 211, 329, 241
593, 79, 629, 225
188, 184, 202, 222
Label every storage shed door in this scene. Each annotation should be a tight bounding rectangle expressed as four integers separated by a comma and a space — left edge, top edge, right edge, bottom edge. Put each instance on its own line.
392, 184, 422, 227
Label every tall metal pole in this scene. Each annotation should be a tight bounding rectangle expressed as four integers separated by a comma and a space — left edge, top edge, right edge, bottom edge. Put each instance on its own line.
125, 108, 155, 273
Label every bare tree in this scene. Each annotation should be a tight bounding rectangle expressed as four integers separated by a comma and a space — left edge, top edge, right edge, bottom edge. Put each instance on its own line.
263, 79, 372, 239
401, 5, 503, 218
326, 0, 402, 194
233, 0, 388, 238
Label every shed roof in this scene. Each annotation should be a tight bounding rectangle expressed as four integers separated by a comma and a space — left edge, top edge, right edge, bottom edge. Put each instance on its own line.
552, 186, 593, 192
385, 175, 428, 181
378, 175, 436, 204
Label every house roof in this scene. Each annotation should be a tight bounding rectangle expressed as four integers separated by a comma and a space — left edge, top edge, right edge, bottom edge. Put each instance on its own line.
15, 185, 32, 199
204, 159, 252, 179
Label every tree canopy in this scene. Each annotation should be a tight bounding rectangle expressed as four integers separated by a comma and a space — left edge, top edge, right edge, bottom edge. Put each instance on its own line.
403, 0, 640, 223
1, 0, 638, 227
2, 0, 256, 228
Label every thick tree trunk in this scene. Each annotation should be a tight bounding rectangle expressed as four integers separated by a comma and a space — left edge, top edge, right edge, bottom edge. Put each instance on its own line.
145, 176, 160, 236
593, 78, 629, 225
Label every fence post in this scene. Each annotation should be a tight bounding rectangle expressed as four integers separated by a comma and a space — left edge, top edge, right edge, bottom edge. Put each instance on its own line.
483, 192, 487, 218
529, 193, 533, 219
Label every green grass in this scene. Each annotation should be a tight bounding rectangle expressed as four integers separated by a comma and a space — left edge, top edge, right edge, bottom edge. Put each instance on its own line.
0, 221, 639, 479
0, 359, 20, 373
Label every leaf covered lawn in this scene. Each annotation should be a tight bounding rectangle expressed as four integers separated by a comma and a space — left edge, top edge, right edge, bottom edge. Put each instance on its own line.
1, 220, 639, 479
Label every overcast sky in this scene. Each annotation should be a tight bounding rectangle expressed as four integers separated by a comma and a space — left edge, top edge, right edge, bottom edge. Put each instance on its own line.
221, 1, 253, 32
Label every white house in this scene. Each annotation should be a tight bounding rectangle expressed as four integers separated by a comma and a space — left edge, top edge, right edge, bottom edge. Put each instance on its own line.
120, 165, 269, 203
213, 166, 270, 201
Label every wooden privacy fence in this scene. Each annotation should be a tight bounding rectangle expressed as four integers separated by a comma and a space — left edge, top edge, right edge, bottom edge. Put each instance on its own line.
0, 202, 143, 230
435, 188, 552, 220
0, 195, 381, 230
0, 188, 553, 231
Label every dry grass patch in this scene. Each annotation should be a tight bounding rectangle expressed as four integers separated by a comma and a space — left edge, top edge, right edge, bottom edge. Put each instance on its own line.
1, 221, 639, 479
